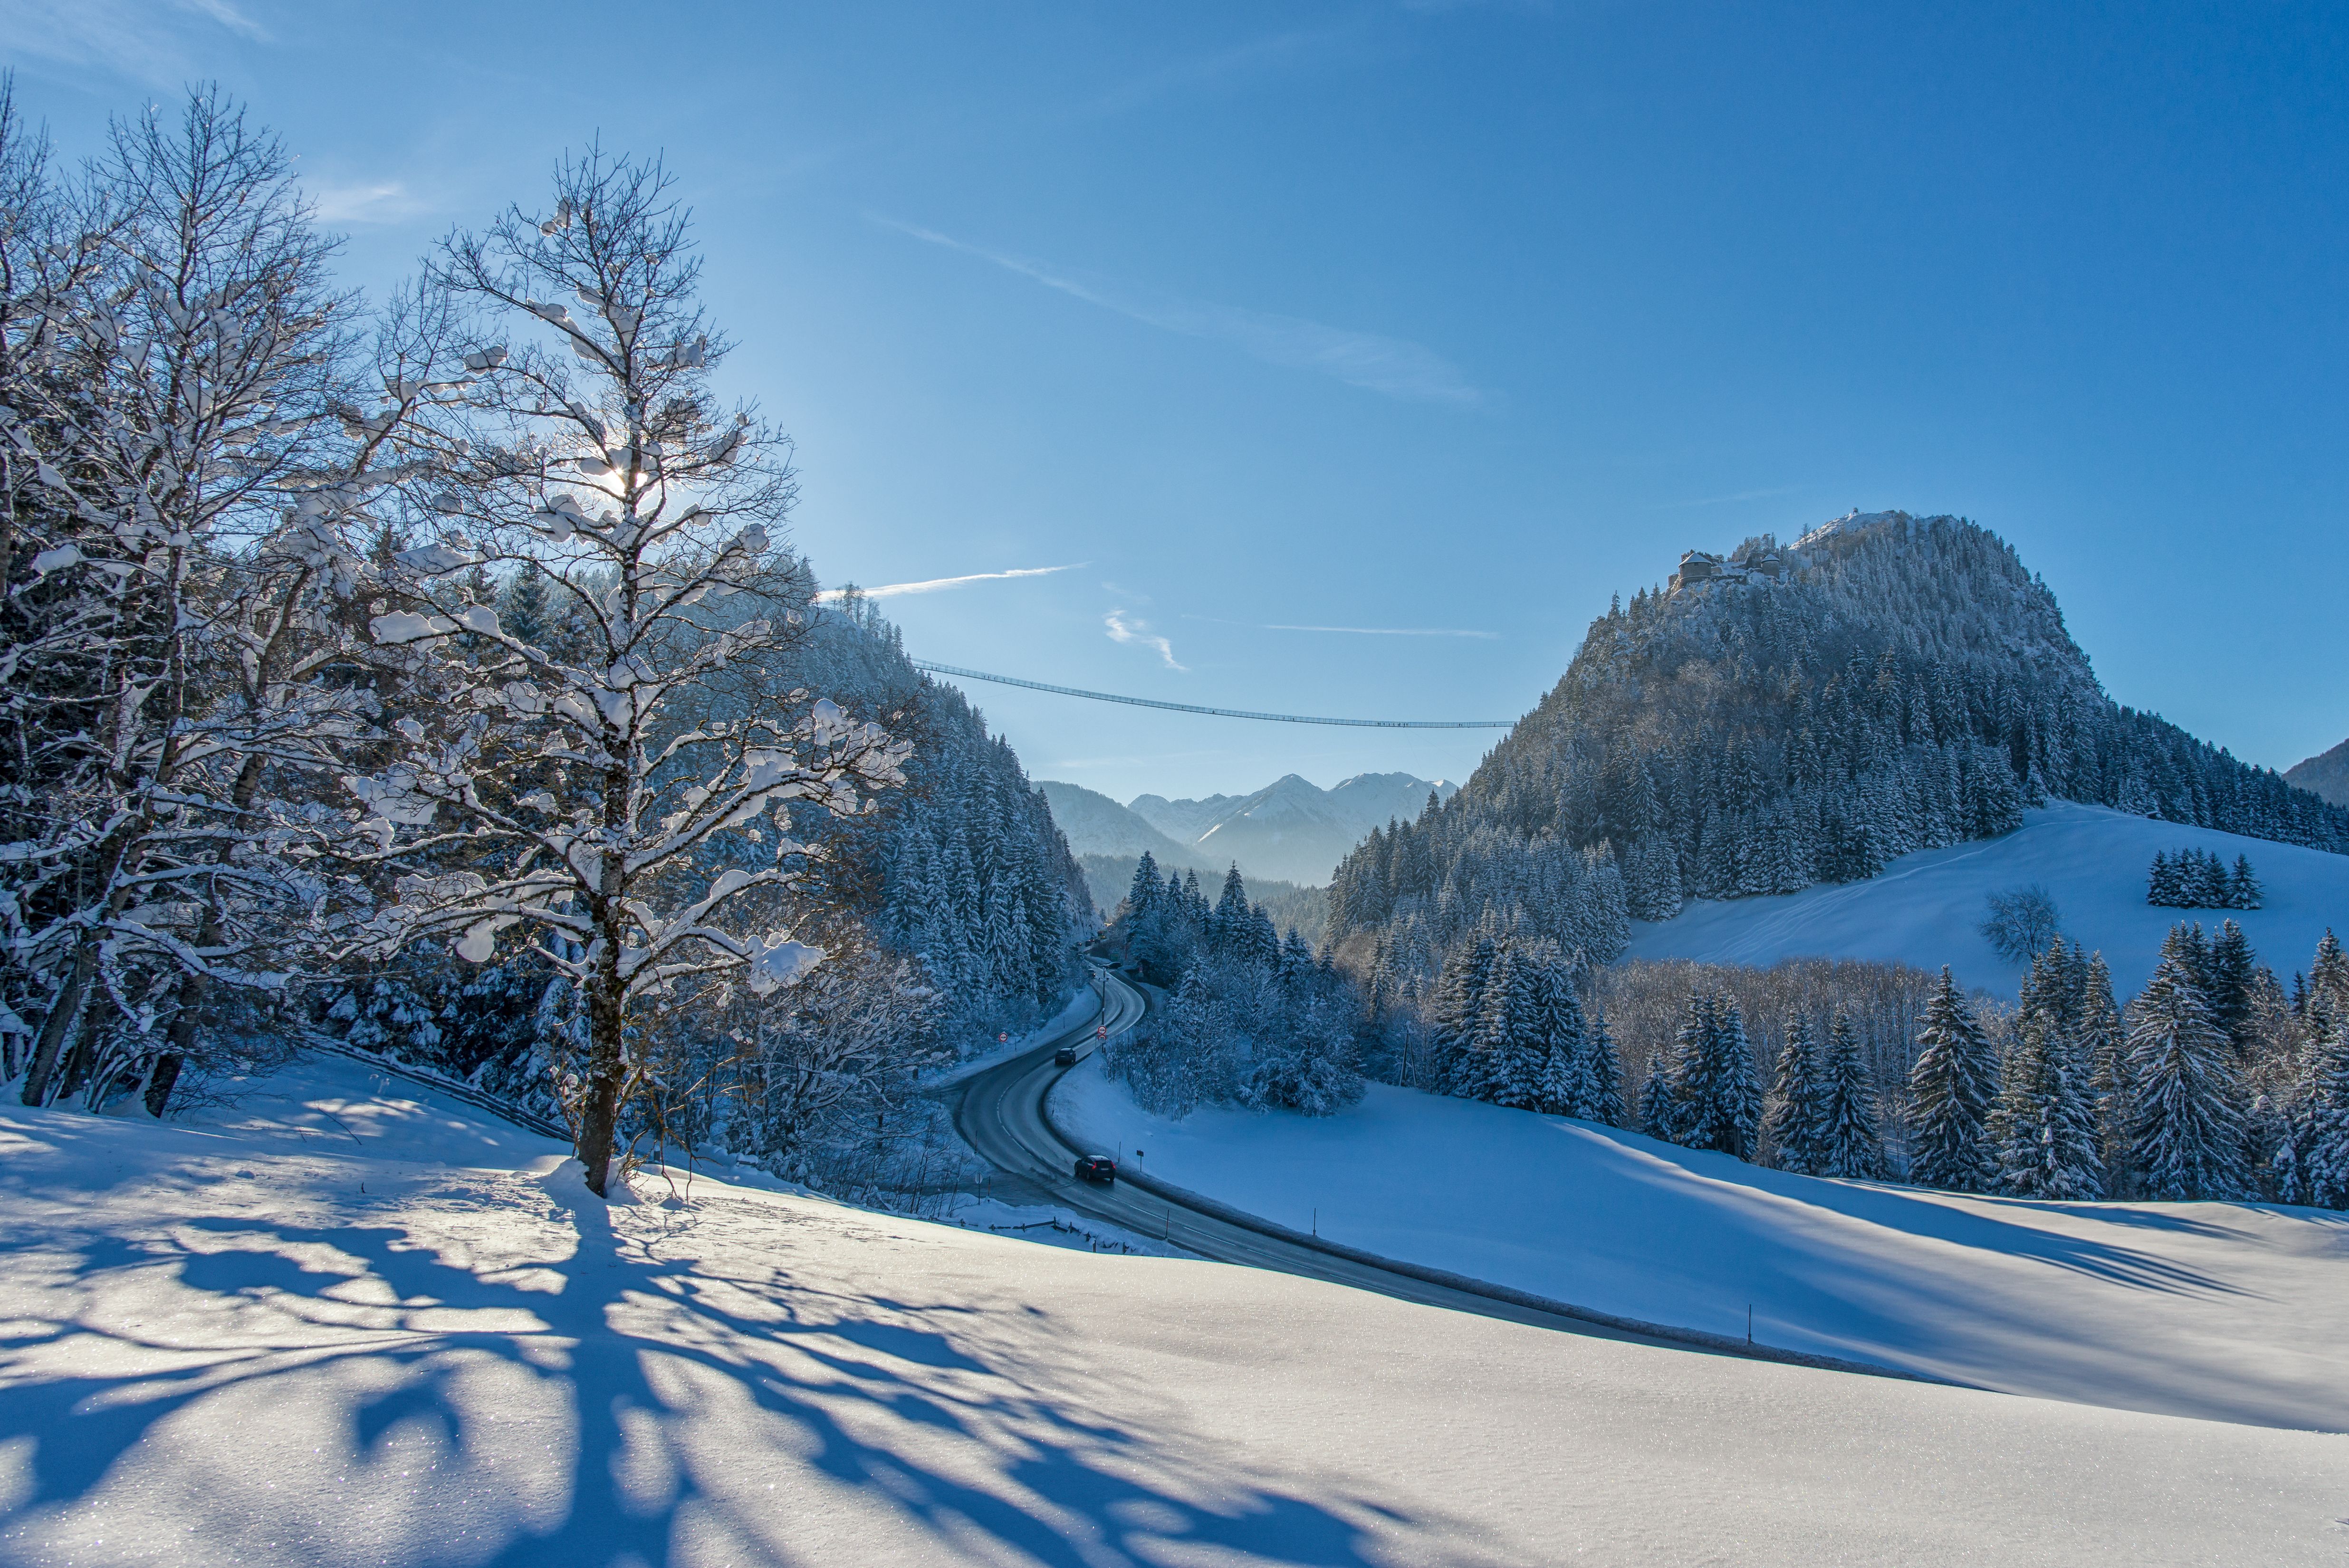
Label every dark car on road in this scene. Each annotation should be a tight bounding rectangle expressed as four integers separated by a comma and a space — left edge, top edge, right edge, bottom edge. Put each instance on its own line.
1074, 1155, 1116, 1184
1054, 1044, 1079, 1067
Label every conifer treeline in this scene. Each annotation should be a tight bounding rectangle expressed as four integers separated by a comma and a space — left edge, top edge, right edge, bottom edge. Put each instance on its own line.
1350, 920, 2349, 1209
1330, 514, 2348, 955
2147, 848, 2262, 909
1104, 854, 1363, 1117
1896, 923, 2349, 1203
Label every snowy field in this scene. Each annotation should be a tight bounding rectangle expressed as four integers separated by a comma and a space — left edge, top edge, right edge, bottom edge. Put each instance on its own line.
1055, 1063, 2349, 1432
7, 1061, 2349, 1565
1624, 800, 2349, 994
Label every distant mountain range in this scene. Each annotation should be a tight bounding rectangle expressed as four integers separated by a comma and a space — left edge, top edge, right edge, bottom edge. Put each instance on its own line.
2285, 738, 2349, 806
1036, 773, 1455, 888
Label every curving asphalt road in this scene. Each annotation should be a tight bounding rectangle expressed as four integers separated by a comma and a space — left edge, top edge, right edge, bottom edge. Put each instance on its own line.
950, 965, 1714, 1352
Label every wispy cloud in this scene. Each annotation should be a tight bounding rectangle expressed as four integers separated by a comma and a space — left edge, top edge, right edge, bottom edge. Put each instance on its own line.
306, 179, 432, 226
877, 217, 1483, 408
815, 564, 1082, 603
1105, 609, 1185, 670
0, 0, 264, 83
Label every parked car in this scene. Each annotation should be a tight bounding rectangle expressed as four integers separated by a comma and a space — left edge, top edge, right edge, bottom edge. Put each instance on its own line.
1074, 1155, 1116, 1184
1054, 1044, 1079, 1067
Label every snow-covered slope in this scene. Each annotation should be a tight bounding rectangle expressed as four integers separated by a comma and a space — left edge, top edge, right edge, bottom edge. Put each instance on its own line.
1622, 800, 2349, 995
1053, 1061, 2349, 1434
10, 1058, 2349, 1565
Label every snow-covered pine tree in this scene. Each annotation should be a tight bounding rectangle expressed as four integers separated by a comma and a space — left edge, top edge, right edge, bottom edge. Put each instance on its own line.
2275, 1022, 2349, 1209
2077, 951, 2132, 1194
1583, 1004, 1627, 1127
1476, 944, 1544, 1109
1811, 1011, 1885, 1179
1429, 931, 1497, 1099
2127, 953, 2247, 1201
340, 152, 910, 1195
2204, 920, 2258, 1056
2311, 929, 2349, 1030
1762, 1013, 1820, 1173
1684, 997, 1761, 1157
2227, 855, 2263, 910
1642, 989, 1707, 1144
1992, 1012, 2104, 1200
2147, 851, 2180, 908
1906, 966, 1998, 1191
1530, 950, 1591, 1117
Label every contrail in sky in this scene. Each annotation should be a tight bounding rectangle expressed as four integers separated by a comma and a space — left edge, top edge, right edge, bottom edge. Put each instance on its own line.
815, 564, 1081, 602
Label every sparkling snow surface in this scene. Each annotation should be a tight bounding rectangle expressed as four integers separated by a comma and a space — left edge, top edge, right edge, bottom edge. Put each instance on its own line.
1055, 1064, 2349, 1433
5, 1060, 2348, 1567
1623, 800, 2349, 995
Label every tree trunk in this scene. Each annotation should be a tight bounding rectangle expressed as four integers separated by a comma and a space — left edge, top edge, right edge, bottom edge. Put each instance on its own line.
150, 754, 268, 1118
20, 939, 97, 1106
575, 965, 625, 1197
143, 1051, 184, 1117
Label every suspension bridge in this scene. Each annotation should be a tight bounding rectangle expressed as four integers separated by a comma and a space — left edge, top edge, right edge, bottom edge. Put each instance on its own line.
909, 660, 1516, 729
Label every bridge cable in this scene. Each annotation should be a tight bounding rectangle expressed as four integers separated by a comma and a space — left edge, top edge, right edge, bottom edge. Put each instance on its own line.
909, 660, 1515, 729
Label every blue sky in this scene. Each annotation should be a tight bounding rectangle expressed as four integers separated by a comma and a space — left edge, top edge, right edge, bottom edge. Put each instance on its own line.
7, 2, 2346, 803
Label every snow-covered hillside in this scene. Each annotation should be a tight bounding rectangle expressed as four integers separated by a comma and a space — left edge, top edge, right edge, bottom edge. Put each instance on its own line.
1623, 800, 2349, 995
10, 1059, 2349, 1565
1053, 1062, 2349, 1433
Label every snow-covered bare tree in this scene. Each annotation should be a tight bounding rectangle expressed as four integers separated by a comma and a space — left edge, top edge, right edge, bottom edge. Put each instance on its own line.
5, 88, 375, 1109
341, 150, 908, 1194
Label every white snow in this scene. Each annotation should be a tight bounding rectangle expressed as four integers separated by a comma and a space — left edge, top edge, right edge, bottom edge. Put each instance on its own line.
1054, 1061, 2349, 1433
1625, 800, 2349, 994
7, 1055, 2349, 1566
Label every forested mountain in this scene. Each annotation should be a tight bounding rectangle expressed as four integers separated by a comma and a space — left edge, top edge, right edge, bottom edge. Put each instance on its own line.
1330, 512, 2349, 966
2286, 738, 2349, 806
803, 599, 1098, 1019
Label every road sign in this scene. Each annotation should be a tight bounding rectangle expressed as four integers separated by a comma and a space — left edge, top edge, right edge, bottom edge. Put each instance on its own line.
1095, 1025, 1108, 1040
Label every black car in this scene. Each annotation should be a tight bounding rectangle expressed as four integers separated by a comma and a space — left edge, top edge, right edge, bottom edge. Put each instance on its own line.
1054, 1044, 1079, 1067
1074, 1155, 1116, 1184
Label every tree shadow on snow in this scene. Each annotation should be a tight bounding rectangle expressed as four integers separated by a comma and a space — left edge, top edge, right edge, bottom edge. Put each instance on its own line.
0, 1165, 1487, 1568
